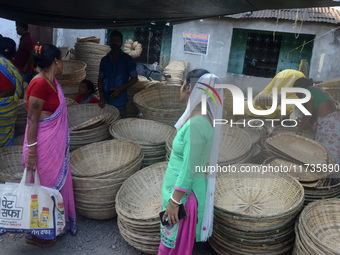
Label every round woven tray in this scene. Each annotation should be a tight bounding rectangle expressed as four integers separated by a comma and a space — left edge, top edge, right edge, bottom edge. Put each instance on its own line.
0, 146, 24, 183
265, 133, 329, 165
110, 118, 175, 166
55, 60, 86, 86
67, 104, 120, 150
211, 164, 304, 255
115, 162, 168, 253
295, 199, 340, 254
218, 127, 253, 165
109, 118, 175, 145
70, 139, 142, 178
214, 165, 304, 226
133, 86, 186, 126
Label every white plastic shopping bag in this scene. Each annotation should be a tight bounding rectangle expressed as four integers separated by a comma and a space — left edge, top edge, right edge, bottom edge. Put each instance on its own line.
0, 168, 65, 239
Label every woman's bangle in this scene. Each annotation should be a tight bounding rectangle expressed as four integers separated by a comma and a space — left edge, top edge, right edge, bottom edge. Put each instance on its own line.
171, 195, 181, 205
27, 142, 37, 147
168, 199, 179, 208
27, 152, 37, 157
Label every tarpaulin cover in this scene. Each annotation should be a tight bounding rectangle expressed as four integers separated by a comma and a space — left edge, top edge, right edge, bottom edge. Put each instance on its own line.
0, 0, 338, 28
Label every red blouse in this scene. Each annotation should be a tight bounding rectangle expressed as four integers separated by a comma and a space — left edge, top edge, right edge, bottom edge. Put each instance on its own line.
0, 72, 15, 91
75, 94, 99, 104
26, 77, 60, 112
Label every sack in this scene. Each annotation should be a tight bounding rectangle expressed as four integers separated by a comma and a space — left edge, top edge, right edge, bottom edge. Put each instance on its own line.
0, 168, 65, 239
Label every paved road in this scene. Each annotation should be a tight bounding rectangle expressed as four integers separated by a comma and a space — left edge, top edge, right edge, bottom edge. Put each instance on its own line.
0, 215, 217, 255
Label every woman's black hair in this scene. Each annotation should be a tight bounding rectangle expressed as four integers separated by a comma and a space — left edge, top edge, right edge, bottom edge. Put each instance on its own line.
81, 79, 96, 94
184, 69, 210, 90
110, 30, 123, 41
33, 44, 62, 69
293, 78, 314, 89
0, 37, 16, 59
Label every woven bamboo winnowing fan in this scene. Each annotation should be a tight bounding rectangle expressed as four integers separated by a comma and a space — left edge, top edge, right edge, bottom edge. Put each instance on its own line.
265, 133, 329, 165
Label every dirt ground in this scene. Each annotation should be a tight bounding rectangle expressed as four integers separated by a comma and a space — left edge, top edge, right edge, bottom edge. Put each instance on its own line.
0, 215, 218, 255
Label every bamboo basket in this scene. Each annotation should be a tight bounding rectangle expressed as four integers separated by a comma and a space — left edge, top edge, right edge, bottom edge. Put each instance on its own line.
0, 146, 24, 183
165, 126, 253, 165
210, 165, 304, 255
15, 100, 27, 137
293, 199, 340, 255
74, 42, 110, 84
70, 140, 143, 220
55, 60, 86, 86
109, 118, 175, 166
265, 133, 330, 165
67, 104, 120, 150
115, 162, 168, 254
133, 86, 186, 126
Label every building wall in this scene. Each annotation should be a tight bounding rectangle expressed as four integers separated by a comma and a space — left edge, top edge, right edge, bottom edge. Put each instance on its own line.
54, 28, 107, 50
171, 18, 340, 95
0, 18, 20, 47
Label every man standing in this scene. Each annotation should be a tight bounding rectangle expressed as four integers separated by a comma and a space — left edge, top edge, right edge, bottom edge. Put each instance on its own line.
98, 30, 138, 118
14, 22, 34, 83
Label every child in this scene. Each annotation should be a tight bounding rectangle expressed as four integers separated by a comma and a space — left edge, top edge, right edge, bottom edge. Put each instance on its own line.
75, 79, 99, 104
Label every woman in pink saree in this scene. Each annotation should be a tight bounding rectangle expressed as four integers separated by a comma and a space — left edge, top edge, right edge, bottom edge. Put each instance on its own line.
22, 44, 77, 247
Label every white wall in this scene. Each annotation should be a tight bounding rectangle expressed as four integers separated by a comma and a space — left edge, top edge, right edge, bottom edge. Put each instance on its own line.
0, 18, 20, 48
171, 18, 340, 94
54, 28, 107, 50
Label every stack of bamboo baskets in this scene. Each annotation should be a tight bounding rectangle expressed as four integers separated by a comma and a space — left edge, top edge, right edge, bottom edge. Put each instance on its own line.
70, 140, 143, 220
162, 60, 189, 86
116, 162, 168, 255
211, 165, 305, 254
55, 60, 86, 99
265, 133, 339, 205
126, 77, 149, 118
133, 86, 186, 126
15, 99, 27, 137
293, 198, 340, 254
74, 37, 110, 85
67, 104, 120, 151
0, 146, 24, 183
109, 118, 174, 167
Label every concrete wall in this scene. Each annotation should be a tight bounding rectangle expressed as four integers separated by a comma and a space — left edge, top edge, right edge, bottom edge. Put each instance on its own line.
171, 18, 340, 95
0, 18, 20, 47
54, 28, 107, 50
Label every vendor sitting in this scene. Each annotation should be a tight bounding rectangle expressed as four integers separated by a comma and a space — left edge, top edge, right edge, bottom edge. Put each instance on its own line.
75, 79, 99, 104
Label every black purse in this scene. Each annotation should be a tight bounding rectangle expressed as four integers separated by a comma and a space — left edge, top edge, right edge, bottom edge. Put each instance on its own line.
159, 204, 187, 226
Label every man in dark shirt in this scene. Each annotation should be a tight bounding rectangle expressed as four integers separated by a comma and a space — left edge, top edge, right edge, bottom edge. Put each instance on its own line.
98, 30, 138, 118
14, 22, 34, 83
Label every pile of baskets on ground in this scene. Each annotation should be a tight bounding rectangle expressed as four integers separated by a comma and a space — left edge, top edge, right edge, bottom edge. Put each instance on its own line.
210, 165, 305, 254
70, 139, 143, 220
116, 162, 168, 255
133, 85, 186, 126
0, 146, 24, 183
67, 104, 120, 151
110, 118, 174, 167
265, 133, 340, 205
293, 198, 340, 254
